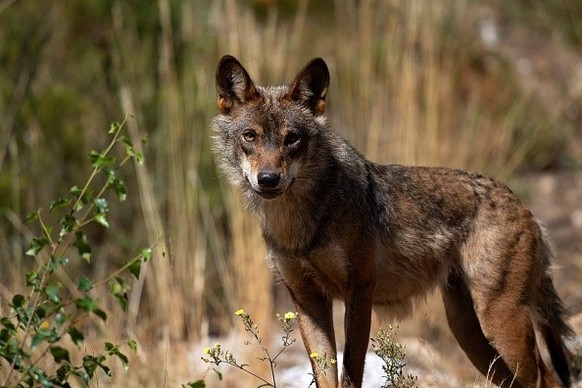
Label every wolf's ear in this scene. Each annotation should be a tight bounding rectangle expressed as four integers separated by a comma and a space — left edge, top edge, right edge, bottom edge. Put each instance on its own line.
286, 58, 329, 115
216, 55, 259, 114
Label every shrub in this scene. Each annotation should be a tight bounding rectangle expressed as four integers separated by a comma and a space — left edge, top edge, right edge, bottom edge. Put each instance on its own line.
0, 118, 147, 387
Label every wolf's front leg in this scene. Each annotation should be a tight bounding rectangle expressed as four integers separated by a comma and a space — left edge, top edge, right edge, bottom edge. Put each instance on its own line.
286, 282, 338, 388
341, 281, 373, 387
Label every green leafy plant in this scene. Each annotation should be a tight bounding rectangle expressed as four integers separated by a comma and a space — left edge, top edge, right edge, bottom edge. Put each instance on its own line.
371, 326, 418, 388
196, 310, 298, 388
0, 118, 148, 387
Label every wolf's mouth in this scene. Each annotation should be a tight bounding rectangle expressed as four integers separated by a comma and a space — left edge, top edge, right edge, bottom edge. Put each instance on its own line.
256, 189, 284, 199
245, 176, 292, 200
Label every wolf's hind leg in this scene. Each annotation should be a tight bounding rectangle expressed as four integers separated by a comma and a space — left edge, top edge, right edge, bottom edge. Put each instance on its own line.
471, 286, 563, 387
441, 272, 520, 387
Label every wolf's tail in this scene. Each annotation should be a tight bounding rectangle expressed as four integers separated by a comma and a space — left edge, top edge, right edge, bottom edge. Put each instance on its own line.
538, 275, 574, 387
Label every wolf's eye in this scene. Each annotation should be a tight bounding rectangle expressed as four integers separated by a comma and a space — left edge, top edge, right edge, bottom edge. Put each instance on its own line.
284, 132, 301, 146
242, 129, 256, 142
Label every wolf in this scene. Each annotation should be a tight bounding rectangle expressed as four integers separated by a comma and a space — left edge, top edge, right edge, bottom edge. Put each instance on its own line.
212, 55, 574, 388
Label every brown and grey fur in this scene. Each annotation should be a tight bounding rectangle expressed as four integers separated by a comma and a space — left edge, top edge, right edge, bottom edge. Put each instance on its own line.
212, 55, 574, 388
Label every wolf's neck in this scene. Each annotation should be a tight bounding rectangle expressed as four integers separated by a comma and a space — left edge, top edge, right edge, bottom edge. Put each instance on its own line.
259, 197, 320, 253
256, 164, 338, 254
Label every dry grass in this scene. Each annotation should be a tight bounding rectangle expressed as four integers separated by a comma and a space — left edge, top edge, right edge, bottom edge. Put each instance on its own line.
333, 0, 557, 180
0, 0, 571, 386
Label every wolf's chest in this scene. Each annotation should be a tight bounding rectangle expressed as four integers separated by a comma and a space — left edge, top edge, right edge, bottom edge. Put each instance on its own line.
269, 240, 351, 298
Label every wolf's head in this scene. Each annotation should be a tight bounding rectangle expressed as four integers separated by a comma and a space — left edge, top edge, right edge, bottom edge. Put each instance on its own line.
212, 55, 331, 201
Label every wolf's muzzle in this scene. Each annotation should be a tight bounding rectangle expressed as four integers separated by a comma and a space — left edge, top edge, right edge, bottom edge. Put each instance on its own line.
257, 171, 281, 189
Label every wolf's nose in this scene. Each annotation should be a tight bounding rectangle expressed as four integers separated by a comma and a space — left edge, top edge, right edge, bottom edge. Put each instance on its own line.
257, 171, 280, 189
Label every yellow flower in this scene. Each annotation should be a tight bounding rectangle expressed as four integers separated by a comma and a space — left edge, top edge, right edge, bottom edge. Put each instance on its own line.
330, 358, 337, 365
309, 352, 319, 359
214, 341, 221, 349
203, 347, 211, 355
234, 309, 245, 316
284, 312, 296, 321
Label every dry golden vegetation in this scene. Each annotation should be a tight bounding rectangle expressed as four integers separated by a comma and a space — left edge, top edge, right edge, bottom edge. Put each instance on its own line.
0, 0, 580, 386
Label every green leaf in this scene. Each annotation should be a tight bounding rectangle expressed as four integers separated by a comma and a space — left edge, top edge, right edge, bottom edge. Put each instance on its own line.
70, 185, 82, 197
183, 380, 206, 388
73, 296, 106, 323
105, 342, 129, 370
0, 328, 11, 342
77, 276, 92, 292
109, 277, 128, 294
102, 166, 115, 180
73, 368, 90, 385
128, 258, 142, 279
93, 198, 109, 228
109, 278, 129, 311
140, 247, 152, 261
32, 327, 60, 347
68, 326, 85, 346
115, 351, 129, 370
82, 355, 99, 378
88, 150, 99, 164
83, 354, 110, 378
55, 310, 67, 328
119, 136, 144, 164
128, 339, 137, 353
89, 150, 116, 170
120, 136, 134, 156
11, 294, 26, 308
50, 346, 70, 363
94, 213, 110, 228
1, 336, 24, 367
49, 197, 69, 212
45, 283, 62, 304
74, 231, 91, 262
26, 237, 49, 256
31, 333, 42, 348
59, 214, 76, 238
56, 363, 72, 381
26, 271, 40, 288
70, 185, 93, 211
94, 308, 107, 322
94, 198, 108, 213
134, 151, 143, 164
35, 305, 49, 320
109, 176, 127, 201
24, 211, 39, 222
1, 317, 16, 332
76, 296, 97, 313
44, 328, 61, 343
109, 121, 121, 134
29, 366, 52, 387
127, 248, 152, 278
48, 255, 69, 273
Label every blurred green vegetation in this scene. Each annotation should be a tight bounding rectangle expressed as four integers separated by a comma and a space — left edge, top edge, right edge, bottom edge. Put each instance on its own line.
496, 0, 582, 46
0, 0, 580, 384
